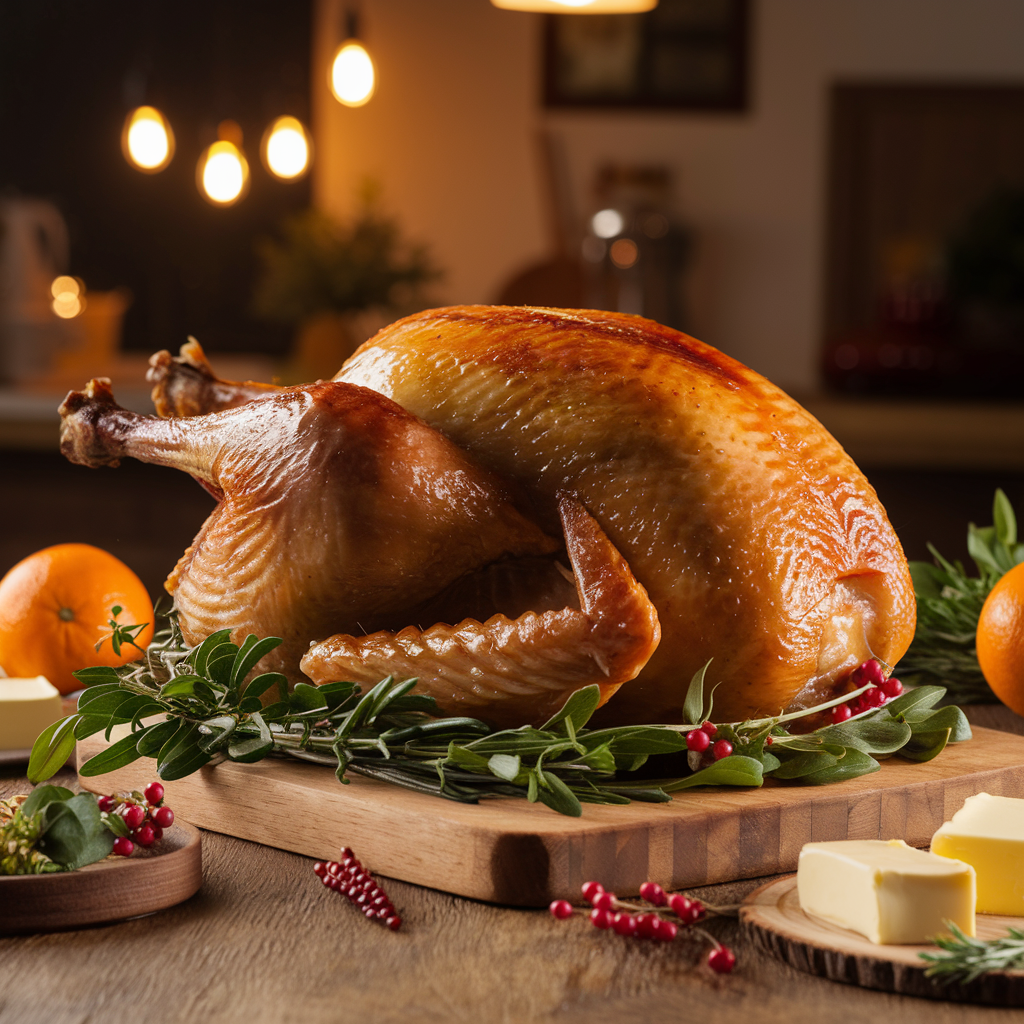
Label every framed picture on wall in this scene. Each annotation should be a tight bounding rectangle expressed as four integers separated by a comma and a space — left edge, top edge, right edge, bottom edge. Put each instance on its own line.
543, 0, 749, 112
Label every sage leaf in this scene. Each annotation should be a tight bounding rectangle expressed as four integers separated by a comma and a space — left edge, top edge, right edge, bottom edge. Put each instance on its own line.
79, 730, 147, 776
137, 718, 181, 756
799, 747, 880, 785
816, 717, 912, 755
537, 770, 582, 817
73, 714, 110, 741
27, 716, 80, 783
661, 755, 764, 792
901, 728, 953, 763
907, 704, 972, 743
37, 793, 114, 870
290, 683, 329, 711
540, 684, 601, 733
190, 629, 233, 676
20, 785, 74, 817
71, 665, 123, 687
770, 750, 839, 780
159, 725, 214, 779
244, 671, 288, 702
682, 660, 712, 726
230, 635, 283, 689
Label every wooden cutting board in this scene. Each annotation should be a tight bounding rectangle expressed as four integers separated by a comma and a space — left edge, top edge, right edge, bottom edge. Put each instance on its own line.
78, 725, 1024, 907
741, 875, 1024, 1006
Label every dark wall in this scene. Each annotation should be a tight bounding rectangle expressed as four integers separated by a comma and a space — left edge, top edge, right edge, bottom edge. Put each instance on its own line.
0, 1, 312, 355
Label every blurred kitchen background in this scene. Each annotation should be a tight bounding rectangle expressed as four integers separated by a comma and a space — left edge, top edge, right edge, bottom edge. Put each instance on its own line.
3, 0, 1024, 599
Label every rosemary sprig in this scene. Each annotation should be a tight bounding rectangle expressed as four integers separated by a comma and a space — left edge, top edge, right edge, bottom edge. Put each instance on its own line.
27, 613, 972, 816
920, 922, 1024, 984
899, 488, 1024, 703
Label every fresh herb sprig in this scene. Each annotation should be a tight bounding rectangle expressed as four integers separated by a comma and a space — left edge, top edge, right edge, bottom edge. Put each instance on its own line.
28, 614, 971, 817
920, 922, 1024, 984
900, 488, 1024, 702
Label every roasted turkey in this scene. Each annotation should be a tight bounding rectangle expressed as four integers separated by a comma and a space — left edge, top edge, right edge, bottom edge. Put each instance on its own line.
60, 306, 915, 726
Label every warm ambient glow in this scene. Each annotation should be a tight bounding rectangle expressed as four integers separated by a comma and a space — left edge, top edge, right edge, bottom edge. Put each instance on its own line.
197, 138, 249, 206
490, 0, 657, 11
262, 116, 311, 180
51, 275, 84, 318
592, 208, 624, 239
122, 106, 175, 172
330, 41, 375, 107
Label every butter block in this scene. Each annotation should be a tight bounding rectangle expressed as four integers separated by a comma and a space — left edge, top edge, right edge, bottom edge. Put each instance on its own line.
931, 792, 1024, 915
0, 676, 64, 751
797, 839, 975, 944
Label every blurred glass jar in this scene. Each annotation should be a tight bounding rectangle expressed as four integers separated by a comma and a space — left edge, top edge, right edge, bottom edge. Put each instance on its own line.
581, 165, 692, 330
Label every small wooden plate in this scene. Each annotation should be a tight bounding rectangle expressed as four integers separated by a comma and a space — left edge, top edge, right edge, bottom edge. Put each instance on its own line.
0, 822, 203, 935
741, 875, 1024, 1006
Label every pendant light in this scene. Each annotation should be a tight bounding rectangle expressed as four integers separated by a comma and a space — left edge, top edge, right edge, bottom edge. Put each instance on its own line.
330, 10, 375, 108
491, 0, 657, 11
122, 105, 175, 173
197, 121, 250, 207
262, 116, 313, 180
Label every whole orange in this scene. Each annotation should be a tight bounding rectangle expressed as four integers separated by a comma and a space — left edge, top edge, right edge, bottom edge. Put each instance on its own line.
977, 561, 1024, 716
0, 544, 154, 694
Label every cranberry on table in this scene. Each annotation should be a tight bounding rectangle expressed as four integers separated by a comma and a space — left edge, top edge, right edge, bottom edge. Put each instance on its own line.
581, 880, 604, 901
668, 893, 691, 916
143, 782, 165, 805
653, 918, 678, 941
112, 836, 134, 857
549, 900, 574, 920
611, 912, 637, 937
589, 907, 612, 929
708, 945, 737, 973
97, 795, 114, 813
639, 881, 666, 905
634, 913, 658, 938
591, 891, 616, 912
134, 824, 156, 847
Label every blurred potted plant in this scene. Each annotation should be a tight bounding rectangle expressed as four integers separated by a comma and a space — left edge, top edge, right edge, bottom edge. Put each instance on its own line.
254, 186, 438, 381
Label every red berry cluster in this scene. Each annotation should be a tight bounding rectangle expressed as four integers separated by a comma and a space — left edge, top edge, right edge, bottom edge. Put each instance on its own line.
313, 847, 402, 931
684, 721, 733, 760
549, 879, 736, 973
829, 659, 903, 724
98, 782, 174, 857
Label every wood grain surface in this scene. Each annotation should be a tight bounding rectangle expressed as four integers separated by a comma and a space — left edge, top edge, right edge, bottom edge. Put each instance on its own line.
76, 724, 1024, 906
0, 703, 1020, 1024
0, 822, 202, 935
741, 875, 1024, 1006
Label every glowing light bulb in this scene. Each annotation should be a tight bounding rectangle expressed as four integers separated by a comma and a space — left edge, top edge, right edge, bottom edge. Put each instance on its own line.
490, 0, 657, 11
51, 275, 84, 318
122, 106, 174, 172
197, 140, 249, 206
592, 208, 624, 239
262, 116, 311, 180
330, 41, 375, 107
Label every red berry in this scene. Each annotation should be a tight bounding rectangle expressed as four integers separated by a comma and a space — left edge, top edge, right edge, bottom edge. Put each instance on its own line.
668, 893, 691, 916
708, 945, 736, 973
865, 686, 886, 708
701, 721, 717, 737
830, 703, 852, 724
123, 804, 145, 830
765, 735, 773, 745
611, 912, 637, 937
712, 739, 733, 760
112, 837, 134, 857
686, 729, 710, 753
848, 696, 866, 715
97, 795, 114, 813
313, 862, 327, 877
882, 677, 903, 698
152, 806, 174, 829
135, 824, 156, 847
386, 916, 402, 931
851, 659, 885, 688
591, 891, 616, 912
549, 900, 574, 920
639, 882, 666, 906
328, 862, 342, 877
143, 782, 164, 805
150, 825, 163, 842
634, 913, 658, 939
340, 847, 354, 859
590, 908, 612, 929
653, 917, 678, 941
581, 880, 604, 901
688, 899, 706, 922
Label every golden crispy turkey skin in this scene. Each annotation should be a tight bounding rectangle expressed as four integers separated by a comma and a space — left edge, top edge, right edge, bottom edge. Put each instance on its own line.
333, 306, 915, 723
114, 305, 913, 724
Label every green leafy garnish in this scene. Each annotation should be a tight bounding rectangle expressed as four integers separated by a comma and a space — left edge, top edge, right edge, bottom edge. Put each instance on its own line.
27, 612, 971, 816
920, 921, 1024, 984
900, 488, 1024, 702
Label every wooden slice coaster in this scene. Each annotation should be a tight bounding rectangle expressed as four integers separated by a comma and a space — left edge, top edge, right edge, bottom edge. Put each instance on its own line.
740, 875, 1024, 1006
0, 822, 202, 935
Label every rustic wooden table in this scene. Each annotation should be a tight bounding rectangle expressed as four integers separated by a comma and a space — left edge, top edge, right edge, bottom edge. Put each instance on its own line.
1, 705, 1021, 1024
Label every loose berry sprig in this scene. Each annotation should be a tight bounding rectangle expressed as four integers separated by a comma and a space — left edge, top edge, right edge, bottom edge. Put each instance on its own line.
828, 659, 904, 723
98, 781, 175, 857
549, 879, 737, 973
314, 847, 402, 931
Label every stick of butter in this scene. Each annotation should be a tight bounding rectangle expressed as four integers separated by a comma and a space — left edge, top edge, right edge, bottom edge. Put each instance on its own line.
0, 676, 64, 751
797, 839, 976, 944
931, 792, 1024, 915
